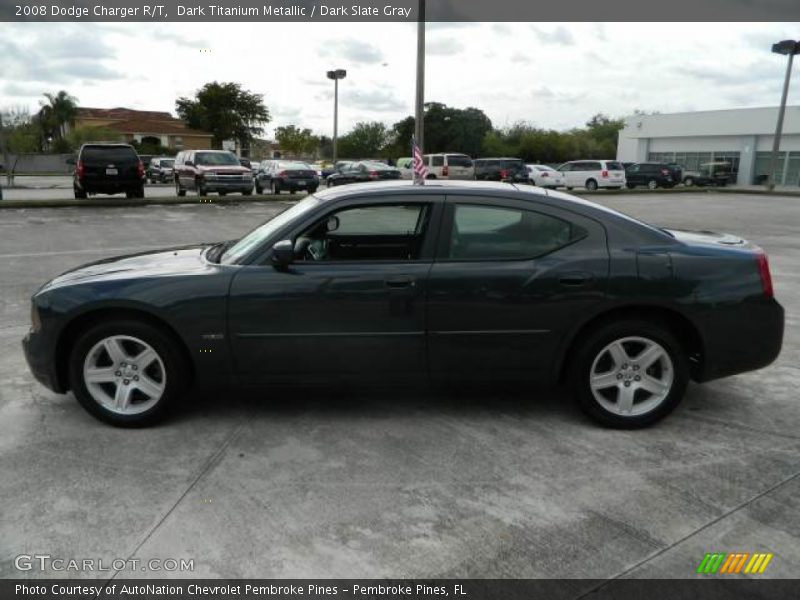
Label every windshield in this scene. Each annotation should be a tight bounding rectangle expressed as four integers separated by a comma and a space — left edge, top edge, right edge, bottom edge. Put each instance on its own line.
220, 195, 323, 264
195, 152, 240, 166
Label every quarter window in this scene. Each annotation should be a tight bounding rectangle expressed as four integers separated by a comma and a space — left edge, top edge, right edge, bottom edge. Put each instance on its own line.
448, 204, 584, 260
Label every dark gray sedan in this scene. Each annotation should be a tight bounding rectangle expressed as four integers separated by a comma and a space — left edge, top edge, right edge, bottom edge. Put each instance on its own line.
23, 181, 783, 428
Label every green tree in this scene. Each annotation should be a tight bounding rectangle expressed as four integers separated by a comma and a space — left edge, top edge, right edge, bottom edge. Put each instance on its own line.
1, 107, 36, 185
39, 90, 78, 142
387, 103, 493, 158
175, 82, 270, 150
337, 121, 390, 159
275, 125, 319, 157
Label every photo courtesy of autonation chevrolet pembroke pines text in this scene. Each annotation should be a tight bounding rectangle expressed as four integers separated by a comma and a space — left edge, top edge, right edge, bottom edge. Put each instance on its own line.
1, 0, 799, 598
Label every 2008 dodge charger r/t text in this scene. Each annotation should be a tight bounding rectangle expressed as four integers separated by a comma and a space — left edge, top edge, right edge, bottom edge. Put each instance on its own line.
22, 181, 784, 428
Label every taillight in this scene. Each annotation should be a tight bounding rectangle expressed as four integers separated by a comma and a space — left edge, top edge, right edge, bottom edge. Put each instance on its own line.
76, 160, 85, 178
541, 171, 549, 177
369, 170, 379, 179
442, 165, 449, 177
137, 160, 145, 178
601, 170, 609, 178
756, 252, 774, 298
661, 169, 670, 176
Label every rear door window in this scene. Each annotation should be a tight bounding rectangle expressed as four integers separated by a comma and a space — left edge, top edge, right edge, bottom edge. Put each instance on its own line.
447, 155, 473, 167
432, 156, 445, 167
448, 204, 585, 260
606, 161, 624, 171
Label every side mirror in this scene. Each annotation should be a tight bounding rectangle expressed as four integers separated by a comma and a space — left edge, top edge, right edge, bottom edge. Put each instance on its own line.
271, 239, 294, 267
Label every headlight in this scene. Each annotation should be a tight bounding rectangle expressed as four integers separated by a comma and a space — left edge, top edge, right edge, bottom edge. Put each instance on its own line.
30, 303, 41, 332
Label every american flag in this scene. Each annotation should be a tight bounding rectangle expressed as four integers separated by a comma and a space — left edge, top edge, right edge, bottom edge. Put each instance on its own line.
411, 135, 427, 185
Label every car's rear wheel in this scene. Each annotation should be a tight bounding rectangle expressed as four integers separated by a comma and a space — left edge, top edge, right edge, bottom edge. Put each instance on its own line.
626, 183, 635, 189
176, 180, 186, 197
571, 319, 688, 428
271, 180, 280, 194
197, 180, 207, 196
68, 320, 187, 427
647, 179, 658, 190
255, 183, 263, 194
684, 177, 694, 187
74, 187, 87, 199
585, 179, 598, 191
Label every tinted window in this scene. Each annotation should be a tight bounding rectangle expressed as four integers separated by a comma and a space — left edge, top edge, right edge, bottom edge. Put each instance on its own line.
447, 155, 473, 167
161, 159, 174, 167
605, 161, 624, 171
296, 204, 431, 262
449, 204, 583, 260
81, 146, 138, 163
194, 152, 240, 166
558, 163, 572, 172
431, 156, 444, 167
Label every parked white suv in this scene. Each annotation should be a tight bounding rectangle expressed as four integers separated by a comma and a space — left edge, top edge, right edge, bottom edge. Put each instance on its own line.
423, 153, 474, 179
557, 160, 626, 190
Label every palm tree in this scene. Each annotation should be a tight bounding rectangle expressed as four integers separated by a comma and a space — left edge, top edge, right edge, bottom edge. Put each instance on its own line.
40, 91, 78, 140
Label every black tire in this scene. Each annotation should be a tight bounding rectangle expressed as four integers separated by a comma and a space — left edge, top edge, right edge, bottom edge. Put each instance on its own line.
255, 183, 263, 194
68, 319, 188, 427
74, 187, 87, 199
242, 188, 252, 196
626, 183, 635, 189
290, 189, 296, 195
135, 186, 145, 198
684, 177, 694, 187
308, 186, 318, 194
565, 186, 573, 191
271, 180, 280, 195
176, 181, 186, 197
570, 319, 689, 429
197, 181, 207, 196
585, 179, 598, 191
647, 180, 658, 190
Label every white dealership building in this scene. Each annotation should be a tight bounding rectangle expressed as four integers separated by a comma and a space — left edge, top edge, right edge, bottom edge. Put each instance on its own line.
616, 105, 800, 186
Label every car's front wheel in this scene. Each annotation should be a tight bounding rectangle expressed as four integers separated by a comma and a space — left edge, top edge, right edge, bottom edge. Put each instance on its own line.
684, 177, 694, 187
585, 179, 598, 191
68, 320, 187, 427
571, 319, 688, 428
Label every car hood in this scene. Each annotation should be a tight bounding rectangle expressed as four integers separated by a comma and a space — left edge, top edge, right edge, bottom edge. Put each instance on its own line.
197, 165, 250, 174
40, 244, 214, 291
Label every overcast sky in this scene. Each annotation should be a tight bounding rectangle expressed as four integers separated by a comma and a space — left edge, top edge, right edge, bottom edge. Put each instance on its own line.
1, 21, 799, 138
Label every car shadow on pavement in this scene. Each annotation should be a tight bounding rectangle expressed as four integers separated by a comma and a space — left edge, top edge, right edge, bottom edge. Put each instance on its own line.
170, 381, 582, 426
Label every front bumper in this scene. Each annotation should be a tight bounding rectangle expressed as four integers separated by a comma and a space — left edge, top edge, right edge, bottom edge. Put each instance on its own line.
202, 179, 254, 192
22, 329, 64, 393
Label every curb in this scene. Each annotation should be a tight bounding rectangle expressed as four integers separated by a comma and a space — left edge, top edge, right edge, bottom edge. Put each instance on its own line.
0, 194, 294, 209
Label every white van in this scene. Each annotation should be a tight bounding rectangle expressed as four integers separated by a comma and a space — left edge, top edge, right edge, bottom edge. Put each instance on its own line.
423, 153, 474, 180
557, 160, 626, 190
396, 157, 414, 180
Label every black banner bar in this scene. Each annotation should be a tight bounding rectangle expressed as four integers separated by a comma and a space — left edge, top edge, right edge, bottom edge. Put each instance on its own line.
3, 0, 800, 22
3, 579, 800, 600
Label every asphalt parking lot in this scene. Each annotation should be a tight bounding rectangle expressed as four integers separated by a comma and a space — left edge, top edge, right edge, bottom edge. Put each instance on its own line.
1, 192, 798, 582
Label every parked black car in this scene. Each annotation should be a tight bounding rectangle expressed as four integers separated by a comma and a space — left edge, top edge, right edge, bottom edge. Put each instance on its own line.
683, 162, 734, 187
72, 144, 145, 199
326, 161, 402, 187
23, 181, 783, 429
474, 158, 530, 183
255, 161, 319, 194
624, 163, 675, 189
146, 157, 175, 183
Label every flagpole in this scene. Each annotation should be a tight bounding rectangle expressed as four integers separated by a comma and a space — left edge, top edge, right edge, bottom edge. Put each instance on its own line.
414, 0, 425, 153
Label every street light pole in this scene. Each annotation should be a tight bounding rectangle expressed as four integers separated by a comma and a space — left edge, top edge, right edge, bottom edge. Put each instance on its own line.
767, 40, 800, 191
327, 69, 347, 164
414, 0, 425, 152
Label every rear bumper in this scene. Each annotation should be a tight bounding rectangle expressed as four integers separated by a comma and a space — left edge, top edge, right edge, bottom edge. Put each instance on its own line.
203, 180, 254, 192
277, 179, 318, 191
695, 298, 784, 382
76, 178, 143, 193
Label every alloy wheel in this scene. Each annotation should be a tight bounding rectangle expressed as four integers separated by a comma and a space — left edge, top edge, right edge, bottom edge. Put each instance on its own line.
82, 335, 167, 415
589, 336, 674, 417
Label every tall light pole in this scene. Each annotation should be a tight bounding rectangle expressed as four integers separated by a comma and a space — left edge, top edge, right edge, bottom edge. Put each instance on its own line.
327, 69, 347, 164
766, 40, 800, 191
414, 0, 425, 152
